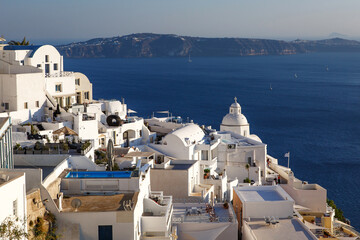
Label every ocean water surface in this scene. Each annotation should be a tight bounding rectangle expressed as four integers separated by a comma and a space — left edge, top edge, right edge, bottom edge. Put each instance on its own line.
65, 53, 360, 230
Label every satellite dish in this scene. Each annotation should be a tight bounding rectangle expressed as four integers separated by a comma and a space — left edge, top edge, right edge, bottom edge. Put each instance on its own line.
107, 139, 115, 171
71, 198, 82, 210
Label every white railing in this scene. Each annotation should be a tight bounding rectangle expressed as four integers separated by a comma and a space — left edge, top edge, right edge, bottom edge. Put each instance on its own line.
45, 71, 73, 78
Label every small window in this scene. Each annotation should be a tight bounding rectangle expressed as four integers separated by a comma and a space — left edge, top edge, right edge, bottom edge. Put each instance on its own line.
54, 63, 58, 71
36, 101, 40, 108
21, 60, 24, 65
66, 97, 71, 106
13, 199, 17, 216
24, 102, 28, 109
45, 55, 49, 62
261, 170, 264, 177
84, 91, 90, 100
55, 84, 62, 92
4, 103, 9, 110
248, 157, 252, 164
75, 78, 80, 85
37, 64, 41, 68
139, 130, 142, 137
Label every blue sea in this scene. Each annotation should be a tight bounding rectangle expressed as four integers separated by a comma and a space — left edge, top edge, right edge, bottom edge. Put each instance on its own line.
65, 53, 360, 230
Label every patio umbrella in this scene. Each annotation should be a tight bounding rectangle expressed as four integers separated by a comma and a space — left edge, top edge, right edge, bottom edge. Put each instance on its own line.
53, 126, 78, 136
127, 109, 137, 117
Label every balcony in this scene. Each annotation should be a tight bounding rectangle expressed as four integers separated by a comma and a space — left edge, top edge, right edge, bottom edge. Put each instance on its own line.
141, 192, 173, 236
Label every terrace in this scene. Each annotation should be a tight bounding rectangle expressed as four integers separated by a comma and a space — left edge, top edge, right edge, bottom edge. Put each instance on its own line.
172, 203, 236, 224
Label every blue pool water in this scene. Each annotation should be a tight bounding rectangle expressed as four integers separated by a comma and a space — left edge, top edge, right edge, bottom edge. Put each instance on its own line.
65, 52, 360, 230
65, 171, 132, 178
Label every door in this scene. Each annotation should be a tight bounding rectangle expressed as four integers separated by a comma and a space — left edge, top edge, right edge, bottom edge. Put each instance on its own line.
98, 225, 112, 240
45, 64, 50, 75
123, 131, 128, 147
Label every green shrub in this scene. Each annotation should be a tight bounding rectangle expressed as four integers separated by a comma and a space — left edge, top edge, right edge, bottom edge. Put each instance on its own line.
327, 199, 346, 222
113, 163, 120, 171
243, 178, 251, 183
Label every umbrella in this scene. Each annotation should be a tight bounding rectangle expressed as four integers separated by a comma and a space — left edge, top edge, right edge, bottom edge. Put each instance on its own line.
53, 126, 78, 136
127, 109, 137, 117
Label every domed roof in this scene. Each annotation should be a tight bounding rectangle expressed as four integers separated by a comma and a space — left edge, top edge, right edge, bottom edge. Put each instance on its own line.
222, 113, 248, 126
231, 102, 241, 108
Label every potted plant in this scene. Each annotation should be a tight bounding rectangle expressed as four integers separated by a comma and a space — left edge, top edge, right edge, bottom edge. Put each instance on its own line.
204, 168, 210, 179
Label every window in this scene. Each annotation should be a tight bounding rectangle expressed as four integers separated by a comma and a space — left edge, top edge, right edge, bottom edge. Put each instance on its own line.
201, 150, 209, 160
21, 60, 24, 65
45, 55, 49, 62
75, 78, 80, 85
13, 199, 17, 216
55, 84, 62, 92
36, 101, 40, 108
248, 157, 252, 164
66, 97, 71, 106
37, 64, 41, 68
54, 63, 58, 71
84, 91, 90, 100
4, 103, 9, 110
24, 102, 28, 109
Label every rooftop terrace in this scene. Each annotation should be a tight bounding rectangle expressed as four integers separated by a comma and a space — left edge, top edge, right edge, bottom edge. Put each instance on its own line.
172, 203, 236, 224
245, 218, 317, 240
61, 192, 138, 212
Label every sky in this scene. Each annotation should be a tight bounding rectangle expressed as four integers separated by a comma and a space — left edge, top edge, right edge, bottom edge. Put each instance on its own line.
1, 0, 360, 45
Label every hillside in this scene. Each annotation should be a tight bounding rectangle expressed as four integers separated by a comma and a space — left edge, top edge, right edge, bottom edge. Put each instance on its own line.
56, 33, 360, 58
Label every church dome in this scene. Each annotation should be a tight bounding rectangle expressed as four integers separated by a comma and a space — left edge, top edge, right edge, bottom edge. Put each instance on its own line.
221, 97, 249, 126
231, 102, 241, 108
222, 113, 248, 126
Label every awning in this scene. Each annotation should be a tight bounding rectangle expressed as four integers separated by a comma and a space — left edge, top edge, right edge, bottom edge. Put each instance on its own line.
127, 109, 137, 114
53, 126, 78, 136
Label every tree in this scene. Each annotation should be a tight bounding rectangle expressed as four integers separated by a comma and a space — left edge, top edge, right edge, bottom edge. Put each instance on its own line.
8, 37, 30, 46
245, 163, 250, 179
0, 216, 28, 240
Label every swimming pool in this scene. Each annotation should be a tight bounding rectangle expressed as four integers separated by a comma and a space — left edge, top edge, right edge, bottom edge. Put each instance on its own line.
65, 171, 133, 178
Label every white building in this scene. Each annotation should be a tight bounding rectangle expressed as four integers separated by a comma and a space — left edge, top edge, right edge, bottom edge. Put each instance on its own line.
214, 131, 268, 184
220, 97, 250, 137
0, 117, 13, 169
232, 186, 319, 240
0, 44, 92, 123
0, 171, 27, 236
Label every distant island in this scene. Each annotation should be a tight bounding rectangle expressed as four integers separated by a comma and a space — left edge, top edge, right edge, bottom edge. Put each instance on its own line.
57, 33, 360, 58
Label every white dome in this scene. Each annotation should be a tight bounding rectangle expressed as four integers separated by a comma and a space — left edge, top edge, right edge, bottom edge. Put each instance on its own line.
231, 102, 241, 108
222, 113, 248, 126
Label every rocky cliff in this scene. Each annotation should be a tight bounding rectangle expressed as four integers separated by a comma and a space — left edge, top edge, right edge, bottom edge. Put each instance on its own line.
57, 33, 360, 58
